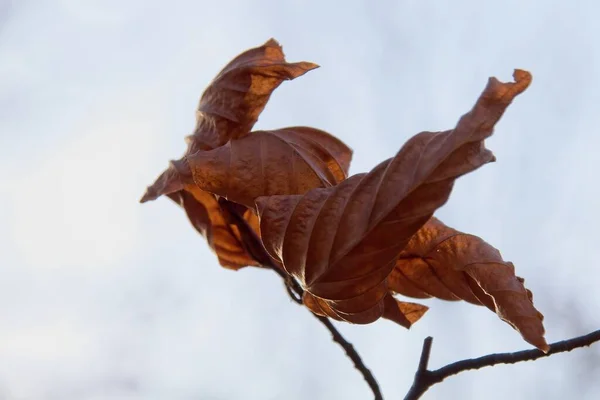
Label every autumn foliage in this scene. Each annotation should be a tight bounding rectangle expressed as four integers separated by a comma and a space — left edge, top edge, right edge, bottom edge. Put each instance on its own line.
141, 39, 548, 352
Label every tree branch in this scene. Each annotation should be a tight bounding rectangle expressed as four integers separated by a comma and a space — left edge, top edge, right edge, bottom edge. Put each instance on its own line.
222, 200, 383, 400
314, 315, 383, 400
222, 199, 600, 400
404, 330, 600, 400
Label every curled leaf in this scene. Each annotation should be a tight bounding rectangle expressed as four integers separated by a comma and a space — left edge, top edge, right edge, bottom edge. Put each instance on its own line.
256, 70, 532, 327
140, 125, 353, 271
303, 291, 428, 328
140, 155, 263, 269
188, 38, 319, 151
140, 39, 323, 269
381, 294, 430, 328
389, 217, 548, 351
142, 127, 353, 207
140, 42, 546, 352
167, 186, 261, 270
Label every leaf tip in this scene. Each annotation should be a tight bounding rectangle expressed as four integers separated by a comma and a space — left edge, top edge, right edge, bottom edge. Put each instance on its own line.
264, 38, 281, 48
510, 68, 532, 94
484, 68, 532, 105
382, 295, 429, 329
139, 188, 158, 203
287, 61, 320, 79
540, 342, 550, 354
140, 159, 192, 204
528, 335, 550, 353
513, 69, 532, 84
303, 62, 320, 70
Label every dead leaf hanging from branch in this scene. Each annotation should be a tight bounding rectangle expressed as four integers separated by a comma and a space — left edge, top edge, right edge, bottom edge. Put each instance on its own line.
135, 39, 600, 400
188, 38, 319, 151
255, 70, 545, 350
141, 39, 547, 352
141, 40, 332, 269
390, 217, 547, 351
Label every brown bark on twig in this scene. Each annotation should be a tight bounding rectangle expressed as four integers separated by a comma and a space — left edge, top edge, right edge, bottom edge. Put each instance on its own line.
404, 331, 600, 400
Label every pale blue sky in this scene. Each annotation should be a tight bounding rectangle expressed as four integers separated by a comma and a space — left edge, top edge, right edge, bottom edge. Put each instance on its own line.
1, 1, 600, 399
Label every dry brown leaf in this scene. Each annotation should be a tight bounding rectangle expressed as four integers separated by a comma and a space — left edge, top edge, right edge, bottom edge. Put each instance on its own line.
389, 217, 547, 351
187, 38, 318, 152
140, 39, 324, 269
140, 41, 547, 351
167, 127, 352, 208
141, 126, 352, 268
166, 187, 261, 270
141, 126, 352, 203
141, 159, 260, 269
256, 70, 532, 331
381, 294, 430, 328
303, 291, 429, 329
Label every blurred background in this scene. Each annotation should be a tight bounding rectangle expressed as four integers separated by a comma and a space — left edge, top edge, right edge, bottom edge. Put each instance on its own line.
1, 0, 599, 399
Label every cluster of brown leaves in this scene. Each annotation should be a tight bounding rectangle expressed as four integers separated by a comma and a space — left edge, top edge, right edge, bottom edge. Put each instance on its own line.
141, 39, 548, 352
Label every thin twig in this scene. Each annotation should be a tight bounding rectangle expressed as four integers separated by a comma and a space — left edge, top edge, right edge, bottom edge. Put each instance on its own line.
417, 337, 433, 373
315, 315, 383, 400
404, 330, 600, 400
222, 200, 383, 400
404, 337, 435, 400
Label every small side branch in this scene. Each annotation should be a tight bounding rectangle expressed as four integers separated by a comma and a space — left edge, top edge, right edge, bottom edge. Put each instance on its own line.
404, 330, 600, 400
404, 337, 435, 400
417, 337, 433, 373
